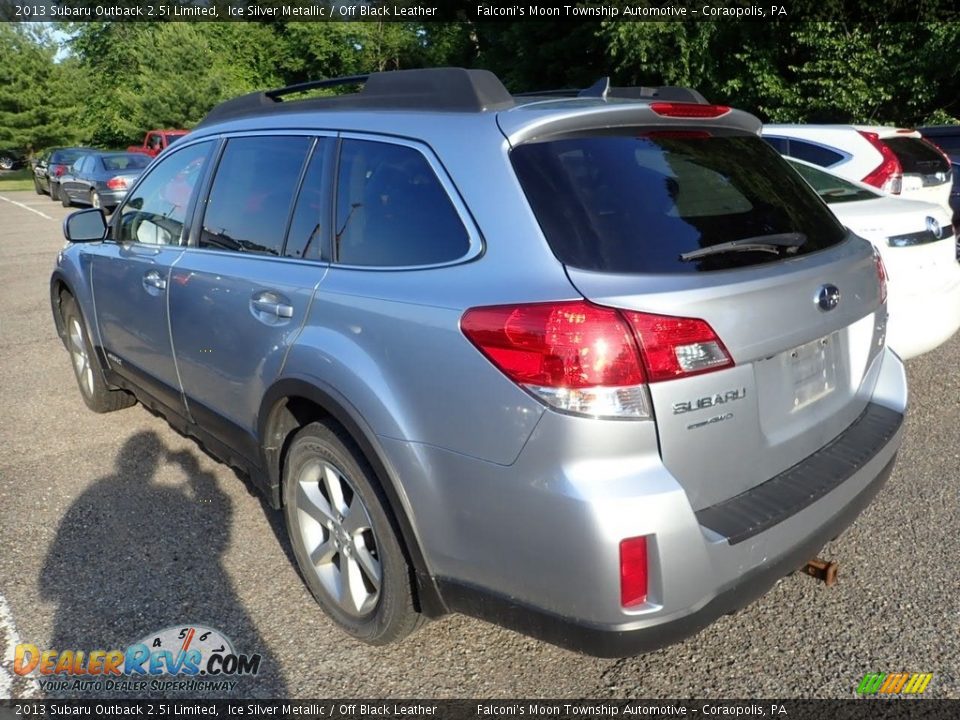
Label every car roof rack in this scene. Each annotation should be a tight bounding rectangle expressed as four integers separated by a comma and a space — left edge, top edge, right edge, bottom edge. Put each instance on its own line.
197, 67, 516, 126
515, 77, 708, 104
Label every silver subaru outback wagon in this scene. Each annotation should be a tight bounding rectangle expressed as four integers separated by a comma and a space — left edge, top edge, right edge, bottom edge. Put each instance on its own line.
51, 68, 906, 657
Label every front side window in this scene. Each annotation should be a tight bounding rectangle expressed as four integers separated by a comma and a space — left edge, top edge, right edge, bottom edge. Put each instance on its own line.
115, 141, 212, 246
200, 136, 311, 256
285, 140, 332, 261
334, 139, 470, 267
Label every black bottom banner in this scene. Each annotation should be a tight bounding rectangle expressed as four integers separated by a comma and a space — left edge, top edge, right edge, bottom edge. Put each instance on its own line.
1, 699, 959, 720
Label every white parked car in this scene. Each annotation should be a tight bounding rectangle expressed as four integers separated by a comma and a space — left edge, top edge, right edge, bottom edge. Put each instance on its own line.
787, 158, 960, 359
764, 125, 952, 213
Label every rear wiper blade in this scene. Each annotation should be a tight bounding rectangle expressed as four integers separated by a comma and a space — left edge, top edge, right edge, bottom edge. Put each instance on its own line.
679, 233, 807, 262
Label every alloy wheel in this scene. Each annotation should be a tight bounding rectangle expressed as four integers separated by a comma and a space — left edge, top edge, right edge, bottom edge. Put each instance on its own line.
69, 318, 95, 398
293, 458, 382, 618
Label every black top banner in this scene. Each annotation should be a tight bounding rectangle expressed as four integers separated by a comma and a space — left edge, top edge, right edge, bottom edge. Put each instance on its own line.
2, 699, 960, 720
1, 0, 959, 23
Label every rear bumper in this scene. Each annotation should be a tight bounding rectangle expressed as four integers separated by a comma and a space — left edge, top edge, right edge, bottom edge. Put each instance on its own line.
98, 189, 128, 207
386, 347, 907, 656
439, 453, 898, 658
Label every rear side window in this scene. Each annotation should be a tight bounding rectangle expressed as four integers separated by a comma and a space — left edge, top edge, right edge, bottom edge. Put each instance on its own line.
883, 137, 950, 176
785, 140, 845, 167
334, 139, 470, 267
511, 131, 847, 274
200, 136, 311, 256
762, 136, 788, 154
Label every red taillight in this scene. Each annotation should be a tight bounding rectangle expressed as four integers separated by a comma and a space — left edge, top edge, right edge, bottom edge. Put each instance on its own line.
461, 301, 734, 416
874, 249, 888, 304
649, 102, 730, 119
620, 536, 648, 607
858, 131, 903, 194
460, 301, 645, 389
623, 312, 734, 383
106, 176, 128, 190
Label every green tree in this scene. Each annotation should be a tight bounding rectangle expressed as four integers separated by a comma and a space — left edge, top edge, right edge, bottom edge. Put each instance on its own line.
0, 25, 80, 153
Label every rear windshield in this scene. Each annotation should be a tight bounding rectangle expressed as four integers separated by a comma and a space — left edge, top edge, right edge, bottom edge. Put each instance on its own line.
788, 159, 879, 204
883, 137, 949, 176
101, 154, 150, 171
511, 131, 847, 274
52, 149, 90, 164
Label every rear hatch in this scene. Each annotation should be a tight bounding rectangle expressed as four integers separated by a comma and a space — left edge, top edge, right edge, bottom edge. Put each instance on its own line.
883, 135, 952, 208
510, 124, 886, 511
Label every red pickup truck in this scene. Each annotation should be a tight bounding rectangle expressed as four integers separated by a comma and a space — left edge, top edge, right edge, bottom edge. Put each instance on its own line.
128, 130, 189, 157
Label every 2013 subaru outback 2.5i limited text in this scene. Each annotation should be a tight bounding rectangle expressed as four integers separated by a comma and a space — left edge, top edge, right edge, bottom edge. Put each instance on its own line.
51, 68, 907, 657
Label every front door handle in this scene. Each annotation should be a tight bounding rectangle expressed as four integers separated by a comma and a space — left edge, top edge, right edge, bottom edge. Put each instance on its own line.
251, 293, 293, 318
143, 270, 167, 291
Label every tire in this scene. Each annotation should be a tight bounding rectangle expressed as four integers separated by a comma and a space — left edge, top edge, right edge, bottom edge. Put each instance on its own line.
0, 156, 13, 171
61, 295, 137, 414
61, 189, 72, 207
90, 190, 101, 210
50, 181, 60, 201
282, 421, 423, 645
33, 175, 43, 195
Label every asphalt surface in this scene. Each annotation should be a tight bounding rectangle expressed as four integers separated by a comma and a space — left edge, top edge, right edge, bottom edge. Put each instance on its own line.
1, 188, 959, 700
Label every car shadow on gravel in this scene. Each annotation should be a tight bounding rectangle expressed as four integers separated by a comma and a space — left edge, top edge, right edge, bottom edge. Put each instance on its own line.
37, 430, 288, 699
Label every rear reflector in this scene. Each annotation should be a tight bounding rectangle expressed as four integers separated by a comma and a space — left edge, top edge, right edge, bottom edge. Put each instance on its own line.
623, 312, 734, 382
649, 102, 730, 119
461, 301, 734, 417
620, 536, 648, 607
106, 176, 128, 190
858, 131, 903, 194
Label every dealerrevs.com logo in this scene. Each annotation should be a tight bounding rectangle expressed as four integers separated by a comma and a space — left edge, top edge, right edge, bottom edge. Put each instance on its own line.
13, 625, 261, 693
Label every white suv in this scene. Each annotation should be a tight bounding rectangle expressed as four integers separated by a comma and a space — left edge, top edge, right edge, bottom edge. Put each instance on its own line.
762, 125, 952, 213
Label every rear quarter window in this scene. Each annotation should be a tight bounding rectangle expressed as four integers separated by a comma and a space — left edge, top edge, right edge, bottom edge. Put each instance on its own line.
785, 140, 845, 167
511, 131, 847, 274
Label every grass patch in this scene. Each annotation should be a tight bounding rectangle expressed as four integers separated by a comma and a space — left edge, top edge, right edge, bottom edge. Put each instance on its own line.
0, 169, 35, 192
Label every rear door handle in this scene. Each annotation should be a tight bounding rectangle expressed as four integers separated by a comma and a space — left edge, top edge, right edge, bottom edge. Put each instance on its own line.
251, 292, 293, 318
143, 270, 167, 291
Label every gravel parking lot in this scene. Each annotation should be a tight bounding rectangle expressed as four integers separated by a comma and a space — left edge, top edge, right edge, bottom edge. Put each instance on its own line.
1, 189, 959, 699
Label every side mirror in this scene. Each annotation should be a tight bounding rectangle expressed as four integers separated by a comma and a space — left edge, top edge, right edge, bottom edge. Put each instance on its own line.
63, 208, 107, 243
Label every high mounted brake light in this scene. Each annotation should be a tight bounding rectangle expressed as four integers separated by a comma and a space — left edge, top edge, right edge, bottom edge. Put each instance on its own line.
649, 102, 730, 119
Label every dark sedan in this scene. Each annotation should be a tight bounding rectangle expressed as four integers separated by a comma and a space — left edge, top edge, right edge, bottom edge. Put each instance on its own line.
59, 152, 151, 212
33, 147, 98, 200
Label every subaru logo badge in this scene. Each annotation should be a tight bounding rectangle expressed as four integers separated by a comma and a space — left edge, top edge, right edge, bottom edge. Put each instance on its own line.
816, 284, 841, 312
926, 216, 941, 238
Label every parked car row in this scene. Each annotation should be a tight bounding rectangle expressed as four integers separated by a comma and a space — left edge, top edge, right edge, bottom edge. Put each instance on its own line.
783, 157, 960, 359
33, 147, 153, 212
51, 69, 921, 658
